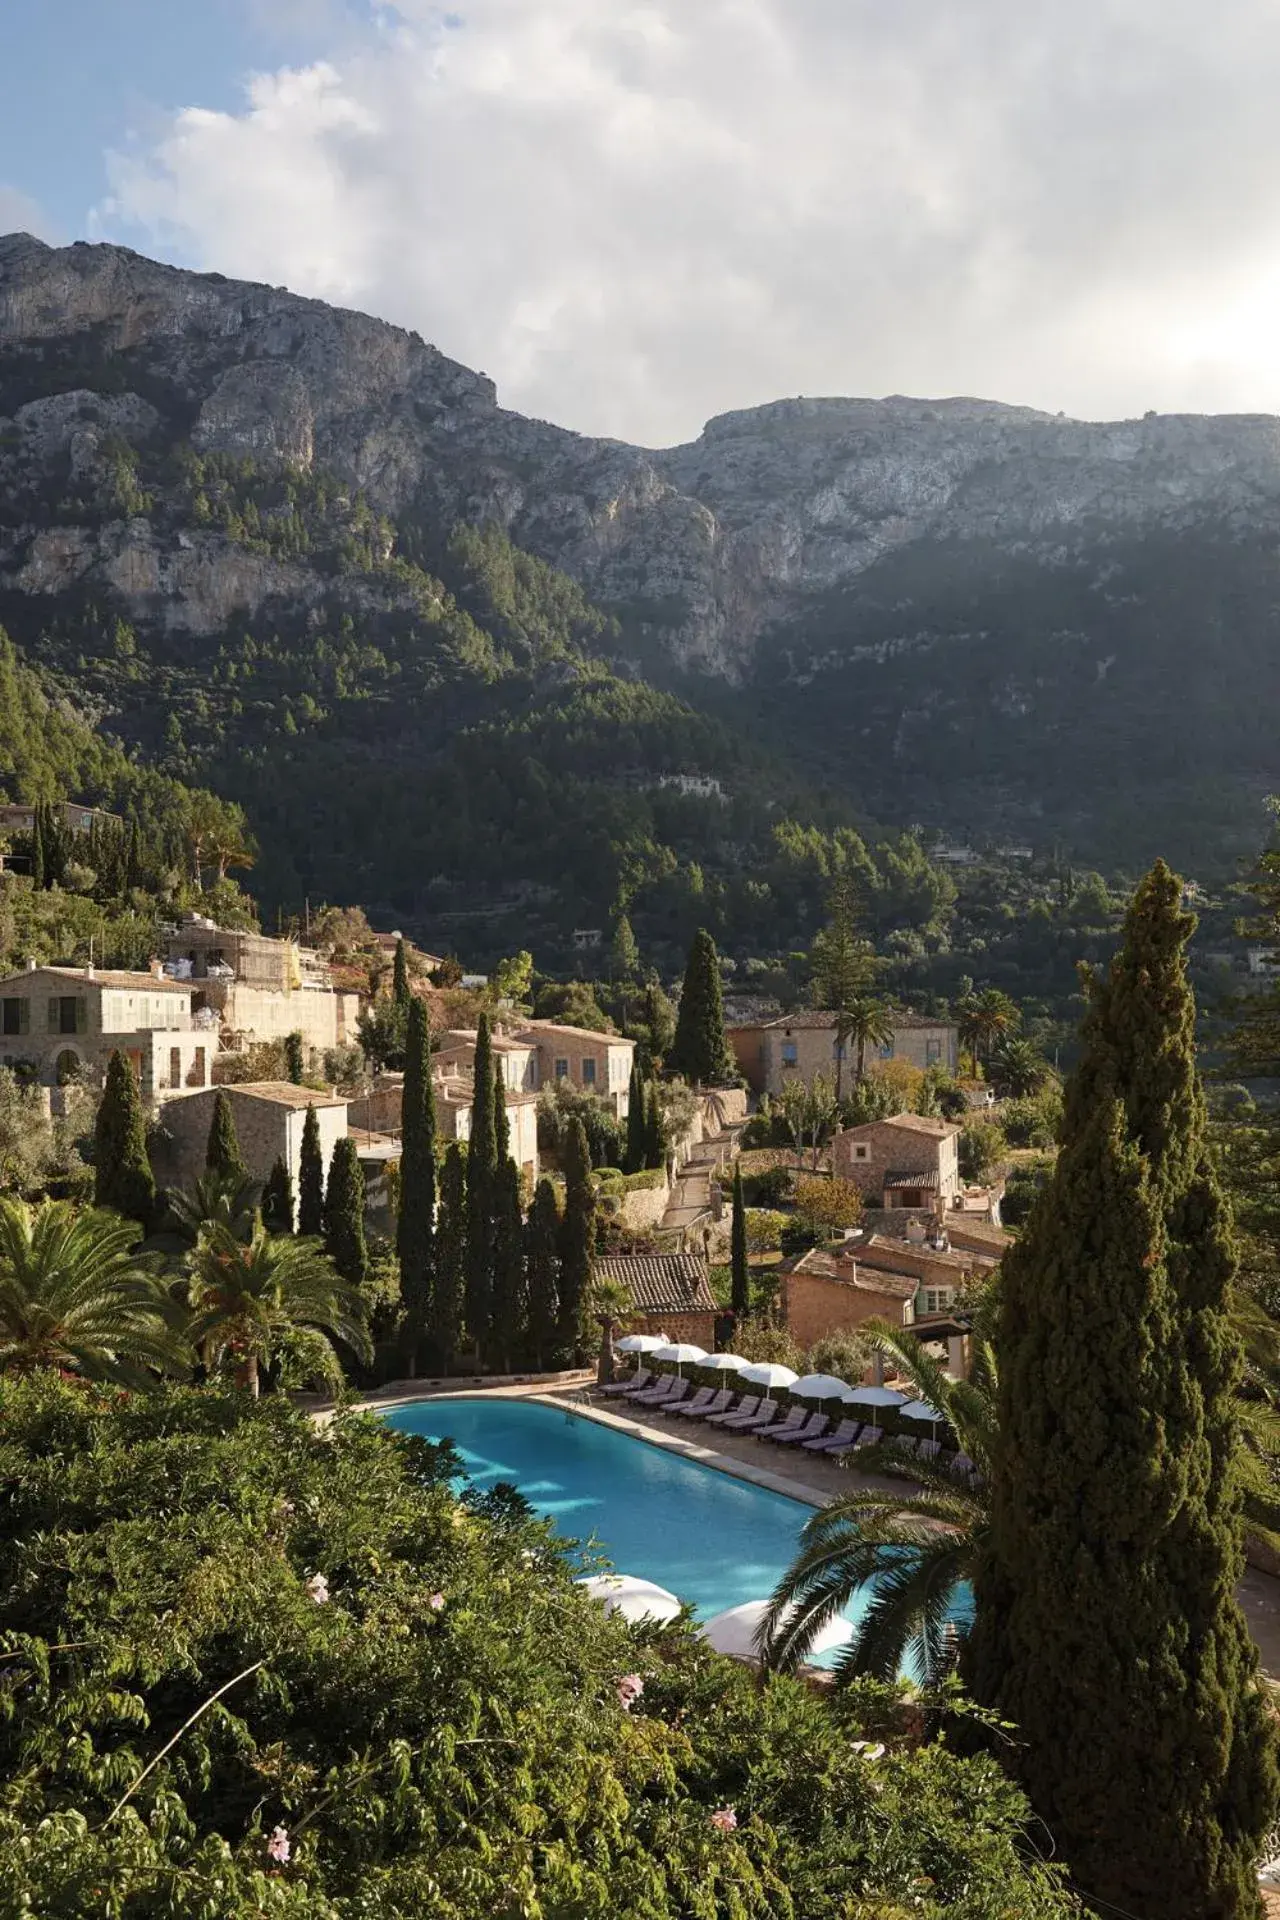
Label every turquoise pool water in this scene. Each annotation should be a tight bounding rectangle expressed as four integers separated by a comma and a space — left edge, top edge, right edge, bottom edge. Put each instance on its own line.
382, 1395, 857, 1626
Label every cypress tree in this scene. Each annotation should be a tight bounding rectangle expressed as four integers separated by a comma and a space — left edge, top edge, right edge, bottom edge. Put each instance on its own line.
969, 861, 1280, 1918
730, 1160, 750, 1320
323, 1135, 368, 1287
298, 1105, 325, 1237
524, 1178, 561, 1370
464, 1012, 498, 1356
488, 1157, 526, 1372
284, 1030, 305, 1086
493, 1057, 510, 1164
30, 806, 45, 890
205, 1090, 247, 1181
430, 1143, 467, 1370
624, 1064, 645, 1173
668, 928, 733, 1086
557, 1117, 594, 1366
644, 1080, 664, 1171
392, 936, 411, 1011
262, 1155, 295, 1234
93, 1049, 155, 1227
397, 998, 436, 1372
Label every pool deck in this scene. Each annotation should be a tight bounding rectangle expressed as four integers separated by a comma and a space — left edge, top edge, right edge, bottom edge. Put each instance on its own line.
356, 1380, 1280, 1677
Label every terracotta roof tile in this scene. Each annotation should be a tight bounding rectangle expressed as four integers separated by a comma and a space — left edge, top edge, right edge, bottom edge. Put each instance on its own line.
219, 1082, 347, 1110
0, 966, 190, 994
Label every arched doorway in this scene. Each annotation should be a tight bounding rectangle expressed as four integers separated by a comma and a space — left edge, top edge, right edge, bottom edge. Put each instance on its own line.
54, 1048, 82, 1086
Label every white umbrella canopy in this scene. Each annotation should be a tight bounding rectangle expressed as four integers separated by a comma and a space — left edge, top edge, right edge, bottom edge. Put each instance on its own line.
738, 1362, 799, 1390
700, 1599, 854, 1661
900, 1400, 944, 1422
791, 1373, 855, 1401
615, 1333, 668, 1353
577, 1574, 683, 1624
652, 1342, 706, 1375
702, 1352, 747, 1371
846, 1386, 907, 1408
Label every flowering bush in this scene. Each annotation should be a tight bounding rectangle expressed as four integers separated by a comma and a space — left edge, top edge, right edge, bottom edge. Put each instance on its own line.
0, 1374, 1083, 1918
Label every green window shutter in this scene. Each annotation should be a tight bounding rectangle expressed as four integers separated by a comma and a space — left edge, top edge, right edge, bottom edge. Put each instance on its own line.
18, 999, 29, 1035
47, 998, 59, 1033
75, 998, 88, 1034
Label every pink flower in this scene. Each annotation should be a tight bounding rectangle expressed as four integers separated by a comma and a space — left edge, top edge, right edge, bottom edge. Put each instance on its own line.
709, 1806, 738, 1833
266, 1826, 291, 1865
304, 1573, 329, 1605
428, 1591, 446, 1611
616, 1673, 645, 1710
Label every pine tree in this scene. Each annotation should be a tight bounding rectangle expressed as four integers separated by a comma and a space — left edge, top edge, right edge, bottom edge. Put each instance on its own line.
668, 927, 733, 1086
284, 1030, 305, 1086
430, 1143, 467, 1369
524, 1178, 561, 1370
730, 1160, 750, 1320
464, 1012, 498, 1355
969, 862, 1280, 1918
624, 1064, 645, 1173
298, 1105, 325, 1237
205, 1090, 247, 1181
392, 936, 411, 1011
397, 998, 436, 1372
644, 1080, 664, 1171
323, 1135, 368, 1287
488, 1157, 526, 1371
557, 1117, 594, 1366
610, 912, 640, 981
261, 1156, 295, 1234
93, 1050, 155, 1227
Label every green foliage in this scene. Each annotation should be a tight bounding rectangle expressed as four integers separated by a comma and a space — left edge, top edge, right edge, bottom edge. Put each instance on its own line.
93, 1051, 155, 1226
187, 1219, 370, 1395
730, 1161, 749, 1320
464, 1013, 496, 1353
322, 1137, 368, 1289
487, 1157, 526, 1372
391, 935, 411, 1009
261, 1156, 295, 1236
957, 1119, 1007, 1185
669, 928, 734, 1085
430, 1143, 467, 1367
0, 1067, 93, 1200
283, 1030, 305, 1085
970, 862, 1280, 1918
297, 1107, 325, 1238
557, 1117, 594, 1365
396, 999, 435, 1368
998, 1085, 1062, 1149
0, 1372, 1083, 1918
523, 1178, 561, 1369
205, 1090, 248, 1182
538, 1078, 626, 1170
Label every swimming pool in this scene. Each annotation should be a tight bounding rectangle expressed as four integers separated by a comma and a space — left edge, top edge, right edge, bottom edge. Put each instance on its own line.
382, 1394, 860, 1626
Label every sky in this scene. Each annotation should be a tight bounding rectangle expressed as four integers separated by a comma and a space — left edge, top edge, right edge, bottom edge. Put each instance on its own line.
6, 0, 1280, 445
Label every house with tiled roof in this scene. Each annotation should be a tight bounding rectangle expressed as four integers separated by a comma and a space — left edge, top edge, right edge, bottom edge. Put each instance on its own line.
0, 962, 215, 1102
832, 1112, 961, 1209
595, 1251, 718, 1348
782, 1241, 918, 1349
512, 1020, 636, 1119
727, 1009, 958, 1095
154, 1082, 349, 1198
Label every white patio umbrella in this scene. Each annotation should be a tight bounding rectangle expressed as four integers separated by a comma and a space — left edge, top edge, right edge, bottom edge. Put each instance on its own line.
845, 1386, 907, 1408
702, 1352, 747, 1371
615, 1333, 668, 1353
899, 1400, 943, 1423
700, 1599, 854, 1661
791, 1373, 855, 1405
652, 1342, 707, 1377
576, 1574, 683, 1624
737, 1362, 799, 1391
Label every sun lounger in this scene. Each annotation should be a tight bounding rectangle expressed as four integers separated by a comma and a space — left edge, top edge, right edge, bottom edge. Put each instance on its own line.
915, 1437, 943, 1463
706, 1394, 757, 1427
600, 1366, 651, 1397
634, 1376, 684, 1407
768, 1412, 829, 1448
851, 1426, 883, 1449
804, 1418, 861, 1453
676, 1388, 735, 1421
665, 1385, 716, 1419
754, 1407, 808, 1444
723, 1399, 780, 1431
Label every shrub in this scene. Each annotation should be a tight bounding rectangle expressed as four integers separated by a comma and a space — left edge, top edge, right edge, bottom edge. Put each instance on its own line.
1001, 1153, 1056, 1228
741, 1165, 793, 1207
959, 1119, 1008, 1185
732, 1321, 805, 1368
793, 1175, 862, 1232
1000, 1087, 1064, 1150
745, 1207, 788, 1253
804, 1329, 872, 1386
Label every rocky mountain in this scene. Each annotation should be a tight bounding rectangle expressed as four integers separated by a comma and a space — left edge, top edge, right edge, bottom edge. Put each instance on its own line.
3, 229, 1280, 877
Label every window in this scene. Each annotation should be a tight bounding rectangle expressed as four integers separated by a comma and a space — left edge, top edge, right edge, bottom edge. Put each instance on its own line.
781, 1042, 798, 1067
926, 1037, 943, 1065
582, 1057, 597, 1086
852, 1143, 869, 1161
555, 1057, 570, 1080
923, 1287, 955, 1314
48, 996, 83, 1035
169, 1047, 181, 1088
1, 997, 26, 1036
193, 1047, 207, 1087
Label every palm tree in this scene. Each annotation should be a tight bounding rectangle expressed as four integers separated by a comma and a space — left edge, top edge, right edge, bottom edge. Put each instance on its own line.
957, 987, 1019, 1074
162, 1169, 262, 1247
843, 996, 896, 1087
0, 1197, 189, 1388
185, 1222, 371, 1397
989, 1034, 1048, 1098
590, 1276, 635, 1386
757, 1321, 993, 1686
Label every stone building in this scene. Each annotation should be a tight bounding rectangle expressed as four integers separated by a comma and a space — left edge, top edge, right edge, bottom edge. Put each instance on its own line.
163, 914, 359, 1061
594, 1251, 719, 1349
512, 1020, 636, 1118
155, 1082, 348, 1197
434, 1072, 540, 1187
728, 1010, 959, 1096
831, 1112, 961, 1209
0, 962, 214, 1103
782, 1243, 919, 1349
435, 1029, 538, 1092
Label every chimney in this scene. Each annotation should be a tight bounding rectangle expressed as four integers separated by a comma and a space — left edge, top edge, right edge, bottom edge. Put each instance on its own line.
150, 959, 163, 978
26, 956, 36, 972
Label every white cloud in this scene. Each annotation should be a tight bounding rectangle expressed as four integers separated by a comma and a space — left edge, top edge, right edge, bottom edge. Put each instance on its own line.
94, 0, 1280, 442
0, 184, 59, 244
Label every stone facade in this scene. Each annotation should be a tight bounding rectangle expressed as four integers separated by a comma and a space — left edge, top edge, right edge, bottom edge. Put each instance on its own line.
832, 1113, 961, 1207
436, 1030, 538, 1093
512, 1021, 636, 1118
0, 964, 215, 1103
595, 1252, 718, 1350
783, 1245, 918, 1348
155, 1082, 348, 1196
729, 1011, 959, 1096
164, 915, 359, 1062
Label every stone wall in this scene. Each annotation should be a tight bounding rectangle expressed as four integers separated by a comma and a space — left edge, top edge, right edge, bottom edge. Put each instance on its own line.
783, 1269, 915, 1349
